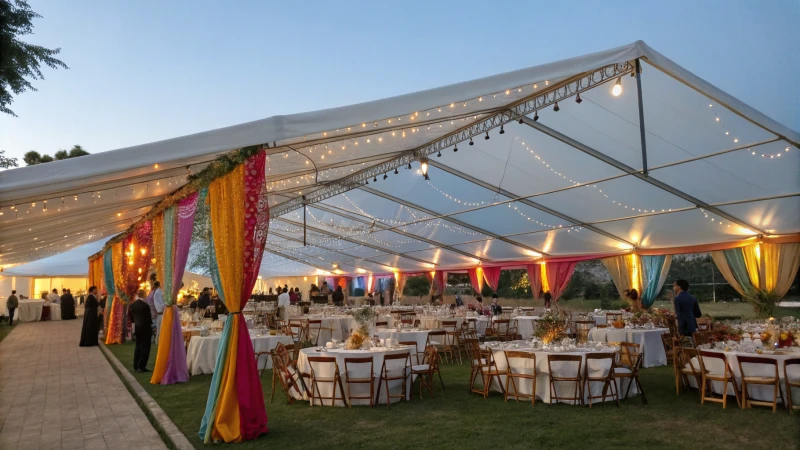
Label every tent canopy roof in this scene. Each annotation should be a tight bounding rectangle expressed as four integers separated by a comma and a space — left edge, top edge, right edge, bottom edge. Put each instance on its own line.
2, 41, 798, 276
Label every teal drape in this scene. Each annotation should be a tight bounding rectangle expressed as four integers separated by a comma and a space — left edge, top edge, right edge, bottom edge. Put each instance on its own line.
102, 247, 116, 331
723, 248, 755, 294
640, 255, 672, 308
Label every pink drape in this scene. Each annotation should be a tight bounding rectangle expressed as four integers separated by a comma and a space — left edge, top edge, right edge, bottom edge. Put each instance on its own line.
433, 270, 445, 295
467, 268, 483, 294
525, 264, 542, 299
545, 261, 577, 302
482, 267, 501, 292
235, 151, 270, 440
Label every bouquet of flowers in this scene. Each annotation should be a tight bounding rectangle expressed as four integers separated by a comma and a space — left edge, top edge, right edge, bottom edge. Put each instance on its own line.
533, 309, 568, 344
345, 329, 369, 350
350, 306, 376, 334
777, 330, 797, 348
630, 311, 653, 327
711, 326, 743, 342
650, 308, 676, 328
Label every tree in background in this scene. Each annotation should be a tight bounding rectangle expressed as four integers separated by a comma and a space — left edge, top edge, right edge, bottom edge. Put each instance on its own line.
0, 150, 18, 168
22, 145, 90, 165
403, 276, 430, 301
0, 0, 68, 116
187, 192, 213, 275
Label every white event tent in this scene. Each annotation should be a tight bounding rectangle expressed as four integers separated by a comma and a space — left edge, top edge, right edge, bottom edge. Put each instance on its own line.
1, 41, 798, 278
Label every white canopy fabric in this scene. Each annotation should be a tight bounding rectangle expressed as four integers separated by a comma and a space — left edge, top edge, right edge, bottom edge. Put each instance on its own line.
1, 41, 797, 276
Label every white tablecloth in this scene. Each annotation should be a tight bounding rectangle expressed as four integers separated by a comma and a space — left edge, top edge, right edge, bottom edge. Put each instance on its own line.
486, 346, 639, 404
15, 300, 46, 322
418, 316, 464, 330
297, 347, 412, 406
45, 303, 61, 321
186, 333, 294, 375
589, 327, 669, 368
688, 349, 800, 403
302, 315, 357, 341
514, 316, 541, 340
377, 329, 429, 362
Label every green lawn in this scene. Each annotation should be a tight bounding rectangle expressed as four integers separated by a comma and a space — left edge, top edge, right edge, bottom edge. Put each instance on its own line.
106, 342, 800, 450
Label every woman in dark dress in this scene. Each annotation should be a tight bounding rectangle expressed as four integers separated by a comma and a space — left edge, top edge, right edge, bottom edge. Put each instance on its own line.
79, 286, 102, 347
61, 289, 76, 320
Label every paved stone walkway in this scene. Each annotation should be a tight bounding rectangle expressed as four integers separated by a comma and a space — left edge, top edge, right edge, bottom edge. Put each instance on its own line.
0, 320, 168, 450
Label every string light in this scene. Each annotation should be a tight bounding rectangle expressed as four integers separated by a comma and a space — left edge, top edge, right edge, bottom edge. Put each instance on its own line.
612, 77, 622, 96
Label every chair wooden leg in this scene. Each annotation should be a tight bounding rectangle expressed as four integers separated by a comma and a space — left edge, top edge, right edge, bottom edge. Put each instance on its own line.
636, 376, 647, 405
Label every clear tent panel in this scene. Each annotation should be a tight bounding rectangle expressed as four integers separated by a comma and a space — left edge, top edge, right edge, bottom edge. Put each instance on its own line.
448, 202, 570, 236
647, 140, 800, 205
449, 238, 541, 261
593, 209, 756, 249
528, 175, 694, 224
506, 227, 627, 256
717, 197, 800, 235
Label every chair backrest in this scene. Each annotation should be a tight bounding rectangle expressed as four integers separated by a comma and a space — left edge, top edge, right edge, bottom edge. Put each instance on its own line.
462, 338, 481, 363
376, 321, 388, 327
308, 356, 340, 380
584, 352, 615, 378
595, 324, 608, 329
428, 329, 447, 342
504, 350, 536, 374
343, 356, 374, 376
696, 317, 712, 331
784, 358, 800, 387
398, 341, 419, 361
422, 345, 440, 369
547, 354, 582, 378
466, 318, 477, 330
606, 312, 623, 323
692, 331, 714, 345
494, 319, 511, 334
698, 350, 730, 376
617, 342, 642, 369
441, 320, 457, 331
736, 355, 778, 380
381, 352, 411, 376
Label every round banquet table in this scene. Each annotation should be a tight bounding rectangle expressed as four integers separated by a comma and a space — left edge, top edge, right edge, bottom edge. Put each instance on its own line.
687, 348, 800, 403
588, 327, 669, 368
485, 344, 639, 404
513, 316, 540, 340
376, 329, 429, 362
47, 303, 61, 321
297, 346, 413, 406
15, 300, 46, 322
418, 316, 464, 330
302, 315, 356, 342
186, 333, 294, 375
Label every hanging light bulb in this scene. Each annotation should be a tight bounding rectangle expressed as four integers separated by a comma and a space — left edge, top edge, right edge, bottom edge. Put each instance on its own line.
499, 124, 505, 134
407, 162, 412, 169
575, 93, 582, 104
553, 102, 560, 112
383, 173, 388, 180
420, 157, 429, 180
437, 151, 441, 157
533, 110, 539, 122
469, 137, 474, 146
453, 144, 458, 152
485, 131, 490, 140
373, 176, 377, 182
394, 168, 399, 174
612, 77, 622, 97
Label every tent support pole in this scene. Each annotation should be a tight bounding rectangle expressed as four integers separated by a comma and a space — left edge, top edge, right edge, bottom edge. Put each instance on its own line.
302, 195, 307, 246
635, 58, 649, 176
518, 117, 766, 235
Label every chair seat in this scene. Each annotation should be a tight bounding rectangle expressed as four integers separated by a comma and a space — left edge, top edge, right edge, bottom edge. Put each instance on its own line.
614, 367, 632, 375
742, 376, 778, 383
704, 371, 730, 379
383, 369, 408, 378
411, 364, 430, 372
509, 368, 535, 376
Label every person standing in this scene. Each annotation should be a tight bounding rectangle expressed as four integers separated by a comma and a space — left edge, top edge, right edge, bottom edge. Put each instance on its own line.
79, 286, 103, 347
673, 279, 702, 337
490, 294, 503, 316
48, 289, 61, 304
332, 286, 344, 306
60, 290, 75, 319
152, 281, 165, 339
128, 290, 153, 373
277, 288, 290, 321
6, 290, 18, 325
197, 288, 211, 312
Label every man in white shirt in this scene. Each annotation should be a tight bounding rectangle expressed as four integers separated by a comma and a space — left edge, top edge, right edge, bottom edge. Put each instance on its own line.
152, 281, 165, 339
277, 287, 290, 321
48, 289, 61, 304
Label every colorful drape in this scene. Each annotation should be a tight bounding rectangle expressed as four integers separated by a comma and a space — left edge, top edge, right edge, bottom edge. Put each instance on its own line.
482, 267, 501, 292
394, 272, 405, 300
199, 152, 269, 443
544, 261, 577, 302
151, 193, 198, 385
711, 242, 800, 306
431, 270, 445, 296
525, 264, 542, 299
467, 267, 484, 294
639, 255, 672, 308
88, 256, 104, 294
102, 248, 115, 336
601, 255, 633, 302
106, 242, 127, 344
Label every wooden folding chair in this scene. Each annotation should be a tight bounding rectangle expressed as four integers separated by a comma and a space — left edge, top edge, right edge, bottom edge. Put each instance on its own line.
375, 321, 389, 328
343, 356, 375, 407
696, 317, 712, 331
411, 345, 441, 399
698, 350, 740, 409
606, 312, 622, 324
737, 355, 784, 413
492, 319, 513, 342
441, 320, 462, 365
307, 319, 324, 346
270, 343, 304, 404
693, 331, 715, 346
376, 352, 411, 407
615, 342, 647, 404
470, 346, 504, 399
547, 354, 583, 405
675, 344, 702, 396
785, 358, 800, 414
399, 341, 421, 365
504, 350, 537, 406
427, 330, 452, 363
584, 352, 619, 407
661, 333, 676, 365
308, 356, 347, 407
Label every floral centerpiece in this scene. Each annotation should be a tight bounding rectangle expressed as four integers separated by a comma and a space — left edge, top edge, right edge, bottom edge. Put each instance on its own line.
650, 308, 676, 328
711, 326, 743, 342
533, 309, 568, 344
630, 311, 652, 327
777, 330, 797, 348
346, 307, 376, 350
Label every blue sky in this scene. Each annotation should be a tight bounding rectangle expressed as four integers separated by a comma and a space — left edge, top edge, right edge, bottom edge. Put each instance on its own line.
1, 0, 798, 163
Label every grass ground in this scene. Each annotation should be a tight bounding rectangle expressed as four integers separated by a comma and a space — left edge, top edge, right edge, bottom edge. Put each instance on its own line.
106, 342, 800, 450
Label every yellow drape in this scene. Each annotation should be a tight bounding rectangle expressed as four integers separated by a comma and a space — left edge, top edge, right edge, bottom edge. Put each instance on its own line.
710, 251, 749, 298
152, 213, 166, 286
742, 244, 762, 290
207, 164, 246, 442
540, 264, 550, 293
770, 243, 800, 297
601, 255, 633, 296
150, 212, 169, 384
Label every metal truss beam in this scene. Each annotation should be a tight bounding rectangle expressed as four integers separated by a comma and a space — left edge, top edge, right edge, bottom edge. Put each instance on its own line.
427, 160, 636, 248
519, 117, 767, 235
359, 186, 547, 256
275, 217, 437, 266
308, 203, 489, 263
269, 230, 397, 270
268, 61, 635, 219
262, 247, 334, 272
